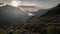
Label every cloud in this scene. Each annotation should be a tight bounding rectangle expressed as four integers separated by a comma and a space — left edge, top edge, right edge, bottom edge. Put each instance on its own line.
0, 0, 60, 9
20, 0, 60, 9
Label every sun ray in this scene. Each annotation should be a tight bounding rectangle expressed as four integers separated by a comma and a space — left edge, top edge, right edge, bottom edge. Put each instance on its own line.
9, 0, 20, 7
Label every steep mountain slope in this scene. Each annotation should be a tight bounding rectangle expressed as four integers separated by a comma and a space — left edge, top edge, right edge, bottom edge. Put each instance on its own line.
0, 5, 29, 26
22, 4, 60, 34
26, 3, 60, 25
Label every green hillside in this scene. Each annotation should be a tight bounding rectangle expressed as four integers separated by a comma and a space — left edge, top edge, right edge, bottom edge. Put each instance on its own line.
22, 4, 60, 34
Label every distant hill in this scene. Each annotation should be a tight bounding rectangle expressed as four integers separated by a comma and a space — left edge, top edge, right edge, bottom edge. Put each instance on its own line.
0, 5, 29, 26
0, 2, 6, 7
0, 2, 4, 5
31, 9, 48, 16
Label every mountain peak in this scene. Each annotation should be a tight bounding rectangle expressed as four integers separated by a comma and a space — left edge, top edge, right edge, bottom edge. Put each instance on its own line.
56, 3, 60, 7
54, 3, 60, 9
0, 4, 27, 26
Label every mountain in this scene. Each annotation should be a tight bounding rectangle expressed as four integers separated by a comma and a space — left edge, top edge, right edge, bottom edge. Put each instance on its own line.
0, 2, 6, 7
25, 3, 60, 25
31, 9, 48, 16
0, 5, 29, 26
38, 4, 60, 23
0, 2, 4, 5
21, 4, 60, 33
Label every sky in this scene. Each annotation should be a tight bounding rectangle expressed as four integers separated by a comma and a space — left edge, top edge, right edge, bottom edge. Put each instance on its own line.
0, 0, 60, 9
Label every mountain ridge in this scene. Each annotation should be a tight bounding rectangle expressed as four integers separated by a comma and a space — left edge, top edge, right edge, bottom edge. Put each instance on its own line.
25, 3, 60, 24
0, 5, 29, 26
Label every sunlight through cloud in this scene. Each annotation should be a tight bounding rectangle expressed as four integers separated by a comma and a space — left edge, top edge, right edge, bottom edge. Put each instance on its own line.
9, 0, 20, 7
